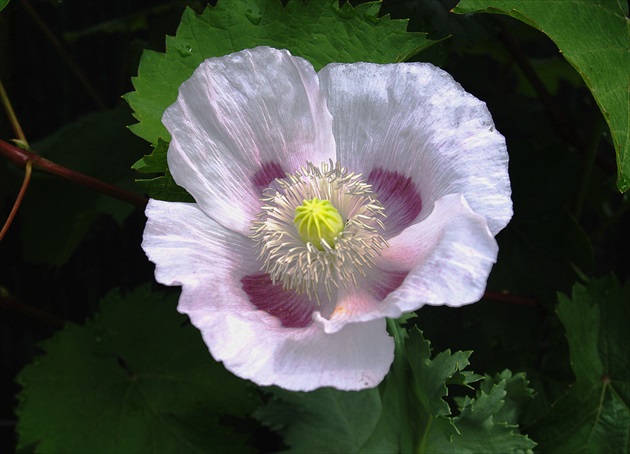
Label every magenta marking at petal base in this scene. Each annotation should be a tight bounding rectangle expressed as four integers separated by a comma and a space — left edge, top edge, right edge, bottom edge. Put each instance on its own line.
252, 162, 286, 191
241, 274, 315, 328
367, 168, 422, 236
370, 270, 409, 300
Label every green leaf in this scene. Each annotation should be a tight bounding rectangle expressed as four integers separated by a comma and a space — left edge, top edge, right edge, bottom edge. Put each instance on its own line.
406, 330, 535, 453
428, 370, 537, 453
452, 0, 630, 191
16, 286, 260, 453
135, 169, 195, 203
527, 276, 630, 453
0, 0, 9, 13
255, 387, 382, 453
256, 326, 534, 453
124, 0, 435, 200
406, 328, 480, 445
131, 138, 169, 174
15, 105, 146, 265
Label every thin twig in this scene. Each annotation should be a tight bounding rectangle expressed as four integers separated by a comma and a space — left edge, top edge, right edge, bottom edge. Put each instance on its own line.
593, 195, 630, 237
573, 114, 605, 219
0, 139, 148, 208
0, 294, 66, 328
0, 78, 27, 143
0, 161, 32, 241
0, 76, 33, 240
483, 291, 538, 307
497, 21, 615, 176
20, 0, 108, 111
497, 23, 581, 150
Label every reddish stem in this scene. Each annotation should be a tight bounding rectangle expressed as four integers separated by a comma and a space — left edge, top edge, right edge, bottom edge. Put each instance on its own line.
483, 291, 538, 307
0, 161, 32, 241
0, 139, 147, 207
0, 294, 66, 328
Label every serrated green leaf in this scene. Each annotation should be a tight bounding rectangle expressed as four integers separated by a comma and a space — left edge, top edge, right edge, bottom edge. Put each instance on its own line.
361, 328, 533, 453
479, 370, 535, 426
131, 138, 169, 174
528, 276, 630, 453
127, 0, 432, 147
255, 387, 382, 453
408, 330, 475, 417
406, 331, 535, 453
426, 370, 536, 453
17, 286, 260, 453
406, 328, 475, 443
135, 169, 194, 203
453, 0, 630, 191
124, 0, 435, 200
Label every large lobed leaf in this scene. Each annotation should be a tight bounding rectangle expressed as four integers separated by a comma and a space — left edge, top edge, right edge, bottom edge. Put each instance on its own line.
256, 387, 383, 453
124, 0, 435, 201
16, 287, 260, 453
453, 0, 630, 192
527, 276, 630, 452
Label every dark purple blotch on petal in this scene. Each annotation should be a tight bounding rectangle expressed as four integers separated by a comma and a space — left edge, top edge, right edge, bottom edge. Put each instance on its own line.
252, 162, 286, 191
370, 269, 409, 300
367, 168, 422, 237
241, 274, 315, 328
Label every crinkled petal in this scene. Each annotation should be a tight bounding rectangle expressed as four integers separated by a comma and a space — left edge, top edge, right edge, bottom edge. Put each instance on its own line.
142, 199, 257, 287
319, 62, 511, 235
318, 194, 498, 333
142, 200, 393, 391
382, 194, 498, 314
184, 288, 394, 391
163, 47, 336, 235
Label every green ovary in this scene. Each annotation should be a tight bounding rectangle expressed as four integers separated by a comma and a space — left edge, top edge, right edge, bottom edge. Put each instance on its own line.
294, 198, 344, 250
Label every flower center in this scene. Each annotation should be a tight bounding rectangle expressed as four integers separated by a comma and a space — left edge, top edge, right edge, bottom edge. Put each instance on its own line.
251, 161, 387, 302
294, 198, 344, 250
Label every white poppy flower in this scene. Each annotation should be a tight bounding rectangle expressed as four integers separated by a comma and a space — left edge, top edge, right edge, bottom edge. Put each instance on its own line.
142, 47, 512, 391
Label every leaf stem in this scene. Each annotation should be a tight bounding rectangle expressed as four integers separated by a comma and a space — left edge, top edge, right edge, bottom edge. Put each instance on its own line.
386, 318, 414, 453
416, 415, 432, 454
0, 139, 148, 208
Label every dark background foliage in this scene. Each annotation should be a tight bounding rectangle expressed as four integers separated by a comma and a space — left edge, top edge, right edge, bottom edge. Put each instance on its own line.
1, 0, 628, 452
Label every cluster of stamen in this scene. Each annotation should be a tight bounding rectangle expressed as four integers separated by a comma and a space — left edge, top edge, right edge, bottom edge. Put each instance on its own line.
250, 161, 387, 302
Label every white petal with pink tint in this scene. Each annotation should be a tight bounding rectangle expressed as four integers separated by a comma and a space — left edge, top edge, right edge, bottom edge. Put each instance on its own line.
382, 194, 498, 313
185, 288, 394, 391
319, 62, 511, 235
317, 194, 498, 333
163, 47, 336, 235
144, 48, 514, 392
143, 199, 393, 391
142, 199, 256, 288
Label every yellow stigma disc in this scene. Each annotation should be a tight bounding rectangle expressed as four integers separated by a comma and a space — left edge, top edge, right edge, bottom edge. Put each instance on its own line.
294, 198, 344, 250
